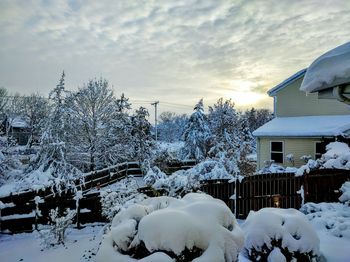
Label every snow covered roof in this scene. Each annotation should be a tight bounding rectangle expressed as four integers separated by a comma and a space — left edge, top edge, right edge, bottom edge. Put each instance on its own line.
9, 117, 29, 128
268, 68, 307, 96
301, 42, 350, 93
253, 115, 350, 137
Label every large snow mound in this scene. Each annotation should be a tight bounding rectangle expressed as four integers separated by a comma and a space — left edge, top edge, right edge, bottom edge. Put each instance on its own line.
96, 193, 244, 262
301, 41, 350, 93
241, 208, 320, 261
300, 202, 350, 239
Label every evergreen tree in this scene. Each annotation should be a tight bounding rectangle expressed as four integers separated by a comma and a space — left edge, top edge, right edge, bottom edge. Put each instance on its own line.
182, 99, 211, 160
28, 71, 82, 193
207, 98, 240, 174
131, 107, 154, 161
158, 111, 188, 142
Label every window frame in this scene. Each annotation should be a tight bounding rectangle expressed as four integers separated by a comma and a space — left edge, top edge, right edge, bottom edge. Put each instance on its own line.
270, 141, 284, 164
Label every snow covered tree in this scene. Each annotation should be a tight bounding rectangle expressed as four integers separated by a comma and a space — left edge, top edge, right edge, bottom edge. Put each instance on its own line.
65, 78, 122, 171
106, 93, 134, 163
21, 93, 48, 147
243, 107, 273, 132
157, 111, 188, 142
182, 99, 211, 160
207, 98, 241, 174
27, 71, 82, 193
131, 107, 154, 161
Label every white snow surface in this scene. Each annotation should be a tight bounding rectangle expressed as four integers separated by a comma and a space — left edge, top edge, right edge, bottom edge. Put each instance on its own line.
258, 163, 297, 174
301, 41, 350, 92
253, 115, 350, 137
241, 208, 320, 259
300, 202, 350, 240
97, 193, 244, 262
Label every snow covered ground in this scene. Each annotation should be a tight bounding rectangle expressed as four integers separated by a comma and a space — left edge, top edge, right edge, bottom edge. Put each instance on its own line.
1, 206, 349, 262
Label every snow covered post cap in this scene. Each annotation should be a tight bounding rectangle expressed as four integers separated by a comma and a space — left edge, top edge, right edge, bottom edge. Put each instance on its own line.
300, 41, 350, 104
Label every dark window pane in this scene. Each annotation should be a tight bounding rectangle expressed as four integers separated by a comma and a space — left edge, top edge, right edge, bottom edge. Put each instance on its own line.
316, 142, 326, 154
271, 152, 283, 163
271, 142, 283, 152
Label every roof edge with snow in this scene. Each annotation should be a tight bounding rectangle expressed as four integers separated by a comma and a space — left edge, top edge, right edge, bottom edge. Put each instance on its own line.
253, 115, 350, 137
267, 68, 307, 97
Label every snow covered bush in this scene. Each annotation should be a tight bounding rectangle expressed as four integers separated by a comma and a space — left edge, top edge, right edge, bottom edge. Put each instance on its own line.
296, 142, 350, 176
96, 193, 244, 262
339, 181, 350, 204
149, 159, 233, 197
100, 177, 147, 221
39, 207, 76, 247
143, 166, 167, 186
241, 208, 320, 261
301, 202, 350, 239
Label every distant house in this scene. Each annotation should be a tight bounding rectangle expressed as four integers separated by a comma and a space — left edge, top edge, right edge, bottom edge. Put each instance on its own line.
2, 116, 31, 145
253, 69, 350, 169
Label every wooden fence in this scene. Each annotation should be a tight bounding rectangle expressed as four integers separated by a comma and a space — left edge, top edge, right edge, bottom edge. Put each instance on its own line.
0, 161, 143, 233
201, 169, 350, 219
1, 163, 349, 233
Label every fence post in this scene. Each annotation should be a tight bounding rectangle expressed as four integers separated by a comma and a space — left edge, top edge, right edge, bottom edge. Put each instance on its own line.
76, 198, 81, 229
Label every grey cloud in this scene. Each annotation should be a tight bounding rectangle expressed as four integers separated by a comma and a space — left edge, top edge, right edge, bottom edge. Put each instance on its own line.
0, 0, 350, 118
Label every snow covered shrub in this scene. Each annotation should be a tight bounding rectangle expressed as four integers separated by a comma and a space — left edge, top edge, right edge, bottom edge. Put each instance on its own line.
100, 178, 146, 221
241, 208, 320, 261
143, 166, 167, 186
149, 159, 233, 197
96, 193, 244, 262
301, 202, 350, 239
39, 207, 76, 247
339, 181, 350, 204
297, 142, 350, 176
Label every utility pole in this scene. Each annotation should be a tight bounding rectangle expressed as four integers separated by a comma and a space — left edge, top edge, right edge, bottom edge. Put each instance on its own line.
151, 101, 159, 142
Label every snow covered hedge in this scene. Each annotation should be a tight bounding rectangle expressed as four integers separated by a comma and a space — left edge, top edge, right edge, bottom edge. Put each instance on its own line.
241, 208, 320, 261
96, 193, 244, 262
297, 142, 350, 176
144, 160, 235, 197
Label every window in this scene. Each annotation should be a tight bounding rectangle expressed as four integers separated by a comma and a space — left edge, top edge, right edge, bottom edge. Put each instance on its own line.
315, 142, 326, 159
271, 141, 283, 163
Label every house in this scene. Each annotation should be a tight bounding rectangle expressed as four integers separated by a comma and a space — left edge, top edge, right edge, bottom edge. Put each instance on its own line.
1, 116, 31, 145
253, 69, 350, 169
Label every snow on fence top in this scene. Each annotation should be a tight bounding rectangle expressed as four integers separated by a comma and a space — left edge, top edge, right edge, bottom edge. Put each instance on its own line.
253, 115, 350, 137
301, 41, 350, 93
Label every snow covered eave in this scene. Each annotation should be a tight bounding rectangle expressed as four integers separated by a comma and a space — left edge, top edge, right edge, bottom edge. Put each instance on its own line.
300, 41, 350, 104
252, 115, 350, 137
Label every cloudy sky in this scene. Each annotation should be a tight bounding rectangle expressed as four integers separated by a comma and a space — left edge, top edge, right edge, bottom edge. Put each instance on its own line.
1, 0, 349, 117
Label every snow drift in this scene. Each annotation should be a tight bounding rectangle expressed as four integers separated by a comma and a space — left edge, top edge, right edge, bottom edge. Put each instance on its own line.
96, 193, 244, 262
